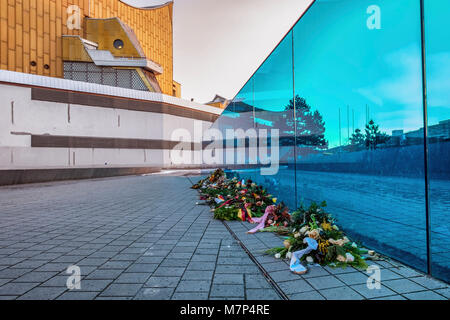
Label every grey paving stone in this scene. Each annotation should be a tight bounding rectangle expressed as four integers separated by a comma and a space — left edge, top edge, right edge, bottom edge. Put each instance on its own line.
306, 275, 345, 290
261, 262, 288, 272
153, 267, 186, 277
213, 274, 244, 285
278, 279, 315, 295
182, 270, 214, 281
434, 287, 450, 299
0, 282, 39, 295
302, 266, 331, 278
160, 259, 190, 268
215, 265, 259, 274
0, 268, 31, 278
336, 272, 370, 285
145, 276, 180, 288
78, 257, 110, 266
246, 288, 281, 300
371, 295, 407, 300
134, 287, 174, 300
0, 279, 10, 286
376, 269, 404, 281
136, 256, 165, 264
0, 295, 19, 300
409, 276, 449, 290
187, 262, 216, 271
100, 261, 132, 269
289, 291, 325, 300
351, 283, 397, 299
78, 280, 112, 292
391, 266, 424, 278
125, 264, 158, 273
41, 275, 68, 287
17, 286, 67, 300
191, 254, 217, 262
245, 274, 272, 289
404, 291, 447, 300
172, 292, 209, 300
115, 273, 151, 284
383, 278, 427, 294
269, 270, 302, 283
176, 280, 211, 292
14, 271, 58, 283
210, 284, 244, 297
101, 283, 143, 297
35, 263, 69, 272
319, 286, 364, 300
85, 269, 123, 280
57, 291, 99, 300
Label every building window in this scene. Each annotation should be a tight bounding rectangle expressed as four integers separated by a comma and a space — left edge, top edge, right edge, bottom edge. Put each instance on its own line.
113, 39, 124, 50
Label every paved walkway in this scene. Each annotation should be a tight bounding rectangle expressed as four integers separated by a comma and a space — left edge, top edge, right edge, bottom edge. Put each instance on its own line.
0, 174, 448, 300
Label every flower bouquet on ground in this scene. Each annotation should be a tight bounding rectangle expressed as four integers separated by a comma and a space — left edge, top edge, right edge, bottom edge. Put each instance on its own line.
192, 170, 368, 271
193, 169, 278, 222
266, 202, 368, 270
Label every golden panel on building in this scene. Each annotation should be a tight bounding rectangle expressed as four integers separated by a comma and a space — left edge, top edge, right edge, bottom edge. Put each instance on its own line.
0, 0, 175, 95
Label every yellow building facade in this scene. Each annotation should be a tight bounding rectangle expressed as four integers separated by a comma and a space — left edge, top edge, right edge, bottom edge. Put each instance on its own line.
0, 0, 178, 96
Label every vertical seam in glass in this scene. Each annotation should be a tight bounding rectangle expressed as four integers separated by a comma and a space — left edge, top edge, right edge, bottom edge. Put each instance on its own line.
419, 0, 432, 275
292, 30, 298, 210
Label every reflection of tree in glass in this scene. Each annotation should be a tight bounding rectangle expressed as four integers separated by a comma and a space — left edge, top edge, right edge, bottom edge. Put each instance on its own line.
349, 128, 365, 146
350, 119, 390, 149
281, 95, 328, 149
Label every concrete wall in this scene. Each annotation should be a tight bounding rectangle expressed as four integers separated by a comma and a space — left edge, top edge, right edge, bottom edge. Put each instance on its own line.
0, 73, 221, 183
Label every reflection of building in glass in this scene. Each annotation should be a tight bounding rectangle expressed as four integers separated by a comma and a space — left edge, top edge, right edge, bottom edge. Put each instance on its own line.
206, 95, 230, 109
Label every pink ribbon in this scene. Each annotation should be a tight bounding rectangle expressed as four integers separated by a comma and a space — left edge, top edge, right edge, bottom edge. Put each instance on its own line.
247, 205, 276, 234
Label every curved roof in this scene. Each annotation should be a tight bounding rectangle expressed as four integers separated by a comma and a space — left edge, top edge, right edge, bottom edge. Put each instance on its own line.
118, 1, 173, 10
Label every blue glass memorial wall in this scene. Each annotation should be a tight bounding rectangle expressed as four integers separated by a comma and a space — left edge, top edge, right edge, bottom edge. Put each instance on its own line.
211, 0, 449, 282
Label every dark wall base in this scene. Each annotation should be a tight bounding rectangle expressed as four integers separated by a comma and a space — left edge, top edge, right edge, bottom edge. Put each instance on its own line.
0, 167, 161, 186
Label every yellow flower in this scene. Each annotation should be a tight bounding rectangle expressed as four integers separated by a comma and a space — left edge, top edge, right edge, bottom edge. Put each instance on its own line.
272, 198, 277, 203
321, 219, 332, 231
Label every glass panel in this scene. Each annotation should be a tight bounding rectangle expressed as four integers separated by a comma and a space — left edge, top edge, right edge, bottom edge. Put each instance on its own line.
212, 31, 297, 209
252, 30, 296, 209
424, 0, 450, 282
293, 0, 427, 272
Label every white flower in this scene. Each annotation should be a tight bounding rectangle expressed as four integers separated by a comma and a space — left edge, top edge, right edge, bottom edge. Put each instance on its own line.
300, 226, 309, 234
274, 253, 281, 259
294, 232, 301, 239
306, 256, 314, 264
351, 242, 357, 248
345, 253, 355, 263
286, 252, 292, 259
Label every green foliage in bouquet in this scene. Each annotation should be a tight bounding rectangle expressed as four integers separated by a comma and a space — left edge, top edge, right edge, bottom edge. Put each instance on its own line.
291, 201, 329, 230
213, 207, 239, 221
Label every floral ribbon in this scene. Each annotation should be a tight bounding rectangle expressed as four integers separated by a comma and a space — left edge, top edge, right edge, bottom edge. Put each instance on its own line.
247, 205, 276, 234
289, 237, 318, 274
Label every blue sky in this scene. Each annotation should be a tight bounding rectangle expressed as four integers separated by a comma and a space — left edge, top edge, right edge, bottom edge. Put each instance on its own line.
224, 0, 449, 148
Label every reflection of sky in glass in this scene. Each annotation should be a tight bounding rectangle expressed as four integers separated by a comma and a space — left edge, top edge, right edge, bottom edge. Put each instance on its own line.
293, 0, 423, 148
218, 0, 449, 149
425, 0, 450, 125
